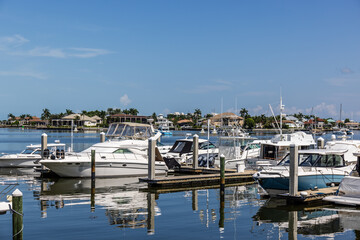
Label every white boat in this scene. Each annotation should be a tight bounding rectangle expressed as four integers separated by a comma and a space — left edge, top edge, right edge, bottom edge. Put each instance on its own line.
215, 135, 263, 170
323, 153, 360, 206
253, 144, 356, 196
162, 135, 218, 168
247, 131, 316, 168
39, 122, 168, 178
0, 142, 66, 168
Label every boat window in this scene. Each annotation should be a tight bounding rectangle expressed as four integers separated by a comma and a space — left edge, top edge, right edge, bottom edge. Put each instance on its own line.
299, 154, 320, 166
113, 148, 132, 154
169, 141, 192, 154
114, 124, 125, 136
314, 155, 328, 167
122, 125, 134, 137
33, 150, 41, 155
134, 126, 150, 138
107, 124, 118, 135
199, 142, 216, 150
22, 149, 36, 154
327, 155, 345, 167
263, 145, 277, 159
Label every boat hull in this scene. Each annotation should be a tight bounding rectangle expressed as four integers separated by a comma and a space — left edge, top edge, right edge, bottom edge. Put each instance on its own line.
40, 160, 167, 178
256, 174, 347, 196
0, 156, 41, 168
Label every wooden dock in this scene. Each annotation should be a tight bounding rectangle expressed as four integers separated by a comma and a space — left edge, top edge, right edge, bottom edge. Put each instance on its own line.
139, 169, 256, 188
277, 187, 338, 203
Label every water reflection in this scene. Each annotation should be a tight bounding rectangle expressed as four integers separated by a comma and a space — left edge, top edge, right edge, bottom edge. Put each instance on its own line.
37, 177, 161, 230
253, 198, 360, 238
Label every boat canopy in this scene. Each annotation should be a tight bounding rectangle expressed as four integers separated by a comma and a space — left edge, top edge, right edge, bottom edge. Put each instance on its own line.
106, 122, 153, 140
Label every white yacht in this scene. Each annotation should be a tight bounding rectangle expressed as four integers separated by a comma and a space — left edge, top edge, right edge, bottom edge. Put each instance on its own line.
246, 131, 317, 168
39, 122, 168, 177
0, 142, 66, 168
253, 139, 359, 196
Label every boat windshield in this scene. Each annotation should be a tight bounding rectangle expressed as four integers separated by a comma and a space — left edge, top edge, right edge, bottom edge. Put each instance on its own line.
169, 141, 192, 154
199, 142, 216, 150
22, 148, 37, 154
106, 123, 152, 139
278, 153, 345, 167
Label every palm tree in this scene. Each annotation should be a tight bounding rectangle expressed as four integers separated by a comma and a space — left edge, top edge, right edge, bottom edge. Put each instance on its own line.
66, 109, 73, 116
240, 108, 249, 118
41, 108, 51, 120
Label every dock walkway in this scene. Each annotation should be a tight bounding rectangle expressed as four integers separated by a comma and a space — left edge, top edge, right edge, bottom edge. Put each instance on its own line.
139, 169, 256, 188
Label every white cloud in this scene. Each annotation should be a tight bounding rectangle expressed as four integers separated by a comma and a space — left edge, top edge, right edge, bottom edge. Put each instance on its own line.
68, 48, 111, 58
0, 35, 111, 58
0, 34, 29, 50
120, 94, 131, 106
12, 47, 110, 58
0, 70, 46, 79
341, 67, 353, 74
324, 77, 353, 87
250, 105, 264, 115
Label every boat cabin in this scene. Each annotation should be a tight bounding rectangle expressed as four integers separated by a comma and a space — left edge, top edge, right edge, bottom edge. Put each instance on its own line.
278, 149, 347, 168
168, 139, 216, 156
106, 122, 153, 140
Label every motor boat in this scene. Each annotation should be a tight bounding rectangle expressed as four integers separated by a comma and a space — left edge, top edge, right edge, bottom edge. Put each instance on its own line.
162, 135, 218, 169
246, 131, 316, 168
39, 122, 168, 177
0, 141, 66, 168
253, 144, 357, 196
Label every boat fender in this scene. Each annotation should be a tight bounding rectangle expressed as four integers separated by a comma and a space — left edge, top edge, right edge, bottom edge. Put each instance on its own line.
300, 192, 308, 197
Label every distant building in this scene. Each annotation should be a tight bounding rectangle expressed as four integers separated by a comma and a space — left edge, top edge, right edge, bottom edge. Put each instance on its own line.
155, 114, 174, 128
8, 116, 47, 126
108, 114, 149, 124
52, 114, 102, 127
177, 119, 193, 129
345, 122, 359, 129
304, 119, 325, 129
210, 112, 244, 127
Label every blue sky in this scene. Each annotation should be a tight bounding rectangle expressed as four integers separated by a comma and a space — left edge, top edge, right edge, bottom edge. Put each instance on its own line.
1, 1, 360, 120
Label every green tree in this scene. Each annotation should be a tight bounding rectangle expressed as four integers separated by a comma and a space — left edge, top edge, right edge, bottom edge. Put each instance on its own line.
244, 118, 255, 129
240, 108, 249, 118
8, 113, 15, 120
41, 108, 51, 120
66, 109, 73, 116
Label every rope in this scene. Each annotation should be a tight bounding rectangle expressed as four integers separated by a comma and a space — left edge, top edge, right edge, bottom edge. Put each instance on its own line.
8, 204, 24, 237
8, 204, 24, 217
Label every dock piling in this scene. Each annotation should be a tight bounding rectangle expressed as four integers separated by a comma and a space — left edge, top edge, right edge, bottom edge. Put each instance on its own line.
148, 138, 156, 180
100, 132, 105, 143
288, 211, 298, 240
193, 134, 199, 169
147, 193, 155, 235
91, 149, 95, 212
192, 190, 198, 211
289, 144, 298, 196
41, 133, 48, 159
12, 189, 23, 240
220, 154, 225, 194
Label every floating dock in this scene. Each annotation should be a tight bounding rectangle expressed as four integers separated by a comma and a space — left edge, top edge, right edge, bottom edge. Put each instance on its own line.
277, 186, 338, 203
139, 169, 256, 188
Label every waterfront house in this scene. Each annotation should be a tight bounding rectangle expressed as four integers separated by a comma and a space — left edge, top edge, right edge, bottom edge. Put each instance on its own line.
210, 112, 244, 127
108, 114, 149, 124
52, 114, 102, 127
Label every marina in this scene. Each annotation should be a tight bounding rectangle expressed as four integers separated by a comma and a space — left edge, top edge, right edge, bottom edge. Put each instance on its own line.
0, 128, 360, 239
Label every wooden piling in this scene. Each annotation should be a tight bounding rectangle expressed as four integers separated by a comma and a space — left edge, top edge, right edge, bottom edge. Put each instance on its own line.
220, 154, 225, 195
219, 185, 225, 229
289, 144, 298, 196
41, 133, 48, 159
193, 134, 199, 169
12, 189, 23, 240
147, 193, 155, 235
100, 132, 105, 143
288, 211, 298, 240
148, 138, 156, 180
91, 149, 95, 212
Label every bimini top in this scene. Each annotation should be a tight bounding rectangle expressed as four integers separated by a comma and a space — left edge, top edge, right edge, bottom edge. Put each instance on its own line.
106, 122, 154, 140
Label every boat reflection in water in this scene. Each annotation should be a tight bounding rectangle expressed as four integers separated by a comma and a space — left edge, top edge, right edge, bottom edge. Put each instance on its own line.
38, 177, 161, 232
253, 198, 360, 238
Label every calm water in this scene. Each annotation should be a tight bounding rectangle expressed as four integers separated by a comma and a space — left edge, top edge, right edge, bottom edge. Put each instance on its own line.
0, 128, 360, 239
